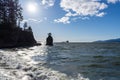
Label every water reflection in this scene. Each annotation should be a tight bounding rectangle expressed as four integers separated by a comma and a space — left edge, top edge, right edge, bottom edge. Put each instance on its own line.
1, 43, 119, 80
33, 43, 120, 80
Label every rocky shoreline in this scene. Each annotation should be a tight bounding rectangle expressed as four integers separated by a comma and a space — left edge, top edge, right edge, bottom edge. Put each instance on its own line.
0, 24, 41, 48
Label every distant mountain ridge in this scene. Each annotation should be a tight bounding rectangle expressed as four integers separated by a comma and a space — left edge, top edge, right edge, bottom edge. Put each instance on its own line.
94, 38, 120, 42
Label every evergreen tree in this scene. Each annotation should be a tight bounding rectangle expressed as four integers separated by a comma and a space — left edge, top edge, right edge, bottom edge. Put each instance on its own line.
23, 22, 27, 30
0, 0, 23, 27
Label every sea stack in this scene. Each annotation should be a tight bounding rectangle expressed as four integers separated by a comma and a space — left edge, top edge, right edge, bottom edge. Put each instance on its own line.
46, 33, 53, 46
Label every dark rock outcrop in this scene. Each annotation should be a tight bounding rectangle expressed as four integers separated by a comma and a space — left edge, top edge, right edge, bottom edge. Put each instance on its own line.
46, 33, 53, 46
0, 23, 38, 48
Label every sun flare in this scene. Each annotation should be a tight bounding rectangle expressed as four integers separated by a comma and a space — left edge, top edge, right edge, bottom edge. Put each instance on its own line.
27, 3, 37, 13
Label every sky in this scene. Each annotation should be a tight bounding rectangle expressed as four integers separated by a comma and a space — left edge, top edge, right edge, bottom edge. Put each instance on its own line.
19, 0, 120, 42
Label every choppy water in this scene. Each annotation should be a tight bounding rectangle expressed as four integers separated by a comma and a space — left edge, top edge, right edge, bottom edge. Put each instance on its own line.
0, 43, 120, 80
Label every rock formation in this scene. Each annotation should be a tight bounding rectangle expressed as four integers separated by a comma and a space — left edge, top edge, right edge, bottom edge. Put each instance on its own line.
46, 33, 53, 46
0, 23, 37, 48
0, 0, 40, 48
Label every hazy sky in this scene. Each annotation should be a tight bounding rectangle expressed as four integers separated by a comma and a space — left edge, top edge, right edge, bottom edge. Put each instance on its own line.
19, 0, 120, 42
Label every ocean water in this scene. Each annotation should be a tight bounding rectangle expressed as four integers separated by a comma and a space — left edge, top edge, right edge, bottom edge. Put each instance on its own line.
0, 43, 120, 80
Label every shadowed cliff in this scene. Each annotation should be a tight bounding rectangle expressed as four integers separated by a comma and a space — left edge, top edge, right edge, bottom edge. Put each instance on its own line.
0, 0, 40, 48
0, 23, 37, 48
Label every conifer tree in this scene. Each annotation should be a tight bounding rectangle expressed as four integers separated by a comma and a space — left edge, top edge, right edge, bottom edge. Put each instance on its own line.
0, 0, 23, 27
23, 22, 27, 30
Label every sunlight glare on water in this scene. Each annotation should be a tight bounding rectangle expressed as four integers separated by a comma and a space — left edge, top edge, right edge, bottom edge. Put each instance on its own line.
0, 43, 120, 80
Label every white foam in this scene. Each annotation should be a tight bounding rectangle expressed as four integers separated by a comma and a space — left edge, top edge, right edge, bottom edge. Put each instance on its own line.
0, 46, 90, 80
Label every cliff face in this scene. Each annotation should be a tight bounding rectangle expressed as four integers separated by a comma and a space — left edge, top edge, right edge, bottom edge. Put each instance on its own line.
0, 24, 37, 48
17, 30, 37, 47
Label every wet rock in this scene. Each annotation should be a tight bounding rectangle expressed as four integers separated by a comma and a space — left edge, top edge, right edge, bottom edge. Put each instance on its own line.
46, 33, 53, 46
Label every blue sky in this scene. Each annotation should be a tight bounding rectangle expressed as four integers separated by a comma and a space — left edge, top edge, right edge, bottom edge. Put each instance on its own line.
19, 0, 120, 42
